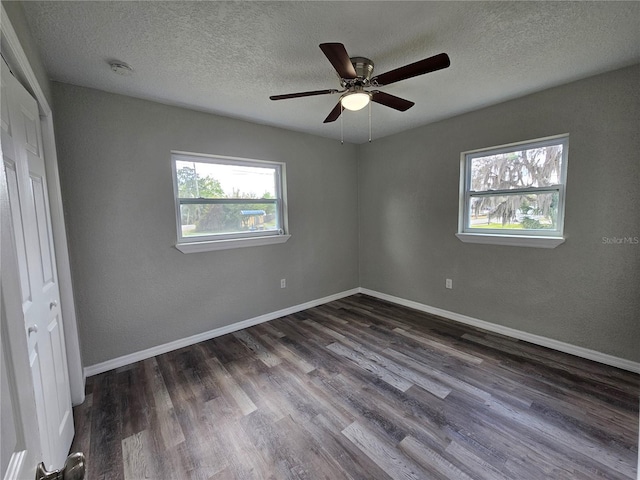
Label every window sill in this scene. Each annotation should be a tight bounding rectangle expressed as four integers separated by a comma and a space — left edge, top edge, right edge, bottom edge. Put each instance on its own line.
455, 233, 565, 249
176, 234, 291, 253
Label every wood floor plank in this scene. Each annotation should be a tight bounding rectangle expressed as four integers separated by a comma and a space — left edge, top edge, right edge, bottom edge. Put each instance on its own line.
205, 396, 271, 480
485, 397, 637, 478
303, 318, 347, 341
119, 364, 150, 439
323, 323, 453, 399
240, 408, 347, 480
203, 336, 250, 364
258, 331, 315, 374
313, 369, 445, 448
275, 414, 356, 479
394, 327, 484, 365
87, 370, 125, 480
73, 294, 639, 480
383, 347, 490, 401
355, 345, 452, 399
122, 430, 162, 480
225, 359, 288, 422
444, 439, 512, 480
233, 330, 282, 368
69, 391, 92, 457
258, 321, 287, 338
143, 357, 185, 448
326, 341, 414, 392
175, 399, 230, 478
306, 413, 392, 480
208, 356, 257, 417
341, 421, 426, 480
399, 434, 475, 480
462, 333, 637, 406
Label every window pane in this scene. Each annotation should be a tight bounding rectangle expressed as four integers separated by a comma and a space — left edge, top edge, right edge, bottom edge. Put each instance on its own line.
468, 192, 559, 230
470, 143, 563, 192
175, 160, 277, 199
180, 203, 279, 237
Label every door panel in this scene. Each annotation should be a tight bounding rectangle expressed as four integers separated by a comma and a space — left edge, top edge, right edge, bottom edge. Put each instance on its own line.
0, 66, 10, 133
19, 103, 40, 156
30, 345, 51, 464
31, 174, 55, 285
3, 160, 31, 302
49, 316, 70, 421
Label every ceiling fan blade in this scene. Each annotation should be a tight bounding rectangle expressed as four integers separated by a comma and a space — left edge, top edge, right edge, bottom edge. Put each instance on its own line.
323, 102, 343, 123
371, 91, 415, 111
371, 53, 450, 86
270, 89, 339, 101
319, 43, 357, 79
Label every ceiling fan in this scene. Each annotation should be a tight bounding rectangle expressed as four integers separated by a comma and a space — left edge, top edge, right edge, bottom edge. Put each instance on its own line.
270, 43, 450, 123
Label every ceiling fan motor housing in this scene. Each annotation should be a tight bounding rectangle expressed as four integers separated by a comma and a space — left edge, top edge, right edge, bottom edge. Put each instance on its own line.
343, 57, 374, 87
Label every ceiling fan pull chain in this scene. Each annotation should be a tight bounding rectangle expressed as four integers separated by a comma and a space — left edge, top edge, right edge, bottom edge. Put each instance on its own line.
341, 104, 344, 144
368, 100, 372, 142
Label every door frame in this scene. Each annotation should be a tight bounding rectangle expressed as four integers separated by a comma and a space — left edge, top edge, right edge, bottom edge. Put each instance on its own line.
1, 3, 84, 405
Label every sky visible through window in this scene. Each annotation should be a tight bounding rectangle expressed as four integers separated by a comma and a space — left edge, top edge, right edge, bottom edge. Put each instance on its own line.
176, 160, 276, 198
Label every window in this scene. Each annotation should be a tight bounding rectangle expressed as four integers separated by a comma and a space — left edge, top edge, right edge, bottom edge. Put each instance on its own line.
172, 152, 289, 253
457, 134, 568, 248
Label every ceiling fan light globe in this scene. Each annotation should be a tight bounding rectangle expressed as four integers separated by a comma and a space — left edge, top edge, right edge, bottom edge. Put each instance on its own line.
341, 92, 370, 111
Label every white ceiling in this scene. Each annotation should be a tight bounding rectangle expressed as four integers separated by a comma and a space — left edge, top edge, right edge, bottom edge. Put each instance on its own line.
20, 1, 640, 144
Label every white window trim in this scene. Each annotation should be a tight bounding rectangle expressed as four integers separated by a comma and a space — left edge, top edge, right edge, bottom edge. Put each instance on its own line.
175, 234, 291, 253
455, 233, 565, 248
457, 134, 569, 248
172, 151, 290, 253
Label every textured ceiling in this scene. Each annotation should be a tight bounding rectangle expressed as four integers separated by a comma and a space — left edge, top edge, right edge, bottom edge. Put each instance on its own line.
19, 1, 640, 144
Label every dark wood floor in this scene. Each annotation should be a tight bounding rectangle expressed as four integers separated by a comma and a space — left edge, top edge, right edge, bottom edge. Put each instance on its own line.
72, 294, 639, 480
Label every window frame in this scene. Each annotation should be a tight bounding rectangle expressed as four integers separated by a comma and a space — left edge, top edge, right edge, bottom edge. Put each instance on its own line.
456, 134, 569, 248
171, 151, 290, 253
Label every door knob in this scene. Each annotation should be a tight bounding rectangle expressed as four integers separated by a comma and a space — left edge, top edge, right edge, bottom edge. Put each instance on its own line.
49, 300, 58, 309
28, 325, 38, 335
35, 451, 85, 480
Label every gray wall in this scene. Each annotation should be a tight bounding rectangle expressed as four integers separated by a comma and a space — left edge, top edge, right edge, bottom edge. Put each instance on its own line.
52, 83, 359, 366
2, 1, 52, 105
358, 64, 640, 362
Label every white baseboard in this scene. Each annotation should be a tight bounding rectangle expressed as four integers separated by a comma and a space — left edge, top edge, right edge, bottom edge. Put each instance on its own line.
360, 288, 640, 374
84, 286, 639, 377
84, 288, 360, 377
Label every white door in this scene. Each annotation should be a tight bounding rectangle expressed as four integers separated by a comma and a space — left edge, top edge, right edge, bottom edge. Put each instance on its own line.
1, 59, 74, 471
1, 63, 41, 480
1, 129, 41, 480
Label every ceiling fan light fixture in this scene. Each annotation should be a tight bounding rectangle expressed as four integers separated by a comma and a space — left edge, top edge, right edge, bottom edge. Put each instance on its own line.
109, 61, 134, 76
341, 92, 370, 111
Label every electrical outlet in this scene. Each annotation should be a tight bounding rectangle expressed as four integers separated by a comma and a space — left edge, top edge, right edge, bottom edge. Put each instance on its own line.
280, 278, 286, 289
445, 278, 453, 289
